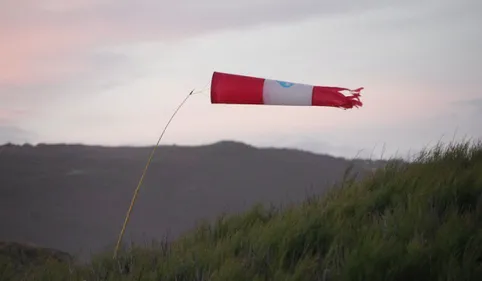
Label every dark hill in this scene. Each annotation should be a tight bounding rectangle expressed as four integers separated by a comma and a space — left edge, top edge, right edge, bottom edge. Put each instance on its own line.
0, 141, 384, 261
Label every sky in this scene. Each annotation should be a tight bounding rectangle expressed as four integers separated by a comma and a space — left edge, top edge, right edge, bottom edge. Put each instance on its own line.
1, 0, 481, 159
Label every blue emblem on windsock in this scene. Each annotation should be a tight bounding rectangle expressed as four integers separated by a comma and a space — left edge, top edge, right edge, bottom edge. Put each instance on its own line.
276, 81, 295, 88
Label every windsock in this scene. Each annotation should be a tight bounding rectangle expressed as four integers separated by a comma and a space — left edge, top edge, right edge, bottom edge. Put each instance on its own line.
210, 71, 363, 109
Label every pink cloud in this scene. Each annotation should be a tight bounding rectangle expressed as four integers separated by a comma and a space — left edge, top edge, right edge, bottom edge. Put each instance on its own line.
0, 16, 118, 86
0, 108, 30, 124
0, 2, 198, 88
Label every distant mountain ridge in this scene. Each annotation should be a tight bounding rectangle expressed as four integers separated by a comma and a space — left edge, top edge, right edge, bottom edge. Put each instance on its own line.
0, 140, 387, 261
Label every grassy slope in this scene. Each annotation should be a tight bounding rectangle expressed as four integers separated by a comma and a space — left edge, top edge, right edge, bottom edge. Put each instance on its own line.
2, 141, 482, 281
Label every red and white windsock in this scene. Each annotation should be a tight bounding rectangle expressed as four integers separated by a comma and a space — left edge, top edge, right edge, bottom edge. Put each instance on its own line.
210, 71, 363, 109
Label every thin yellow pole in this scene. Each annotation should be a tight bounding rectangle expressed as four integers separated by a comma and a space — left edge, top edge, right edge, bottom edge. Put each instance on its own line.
113, 90, 194, 259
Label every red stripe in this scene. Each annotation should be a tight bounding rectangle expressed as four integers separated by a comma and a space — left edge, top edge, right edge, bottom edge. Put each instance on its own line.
312, 86, 363, 109
210, 72, 265, 105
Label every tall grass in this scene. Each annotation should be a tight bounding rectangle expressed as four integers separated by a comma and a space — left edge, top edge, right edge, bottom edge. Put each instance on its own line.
2, 140, 482, 281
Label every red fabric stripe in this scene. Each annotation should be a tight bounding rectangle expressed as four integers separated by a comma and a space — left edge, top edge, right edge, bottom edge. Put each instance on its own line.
210, 72, 265, 105
312, 86, 363, 109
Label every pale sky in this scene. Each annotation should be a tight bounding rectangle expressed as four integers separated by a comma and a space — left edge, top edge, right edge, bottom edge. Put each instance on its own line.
1, 0, 481, 159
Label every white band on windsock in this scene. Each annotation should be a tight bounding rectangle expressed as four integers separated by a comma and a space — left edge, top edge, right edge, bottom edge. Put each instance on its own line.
262, 79, 314, 106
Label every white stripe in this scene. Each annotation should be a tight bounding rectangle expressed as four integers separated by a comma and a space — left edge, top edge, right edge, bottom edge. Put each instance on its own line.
262, 79, 313, 106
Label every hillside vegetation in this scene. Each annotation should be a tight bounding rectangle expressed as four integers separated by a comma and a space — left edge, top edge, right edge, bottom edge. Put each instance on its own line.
2, 141, 482, 281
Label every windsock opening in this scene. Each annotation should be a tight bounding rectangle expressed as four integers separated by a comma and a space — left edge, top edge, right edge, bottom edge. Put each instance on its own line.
211, 72, 264, 105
